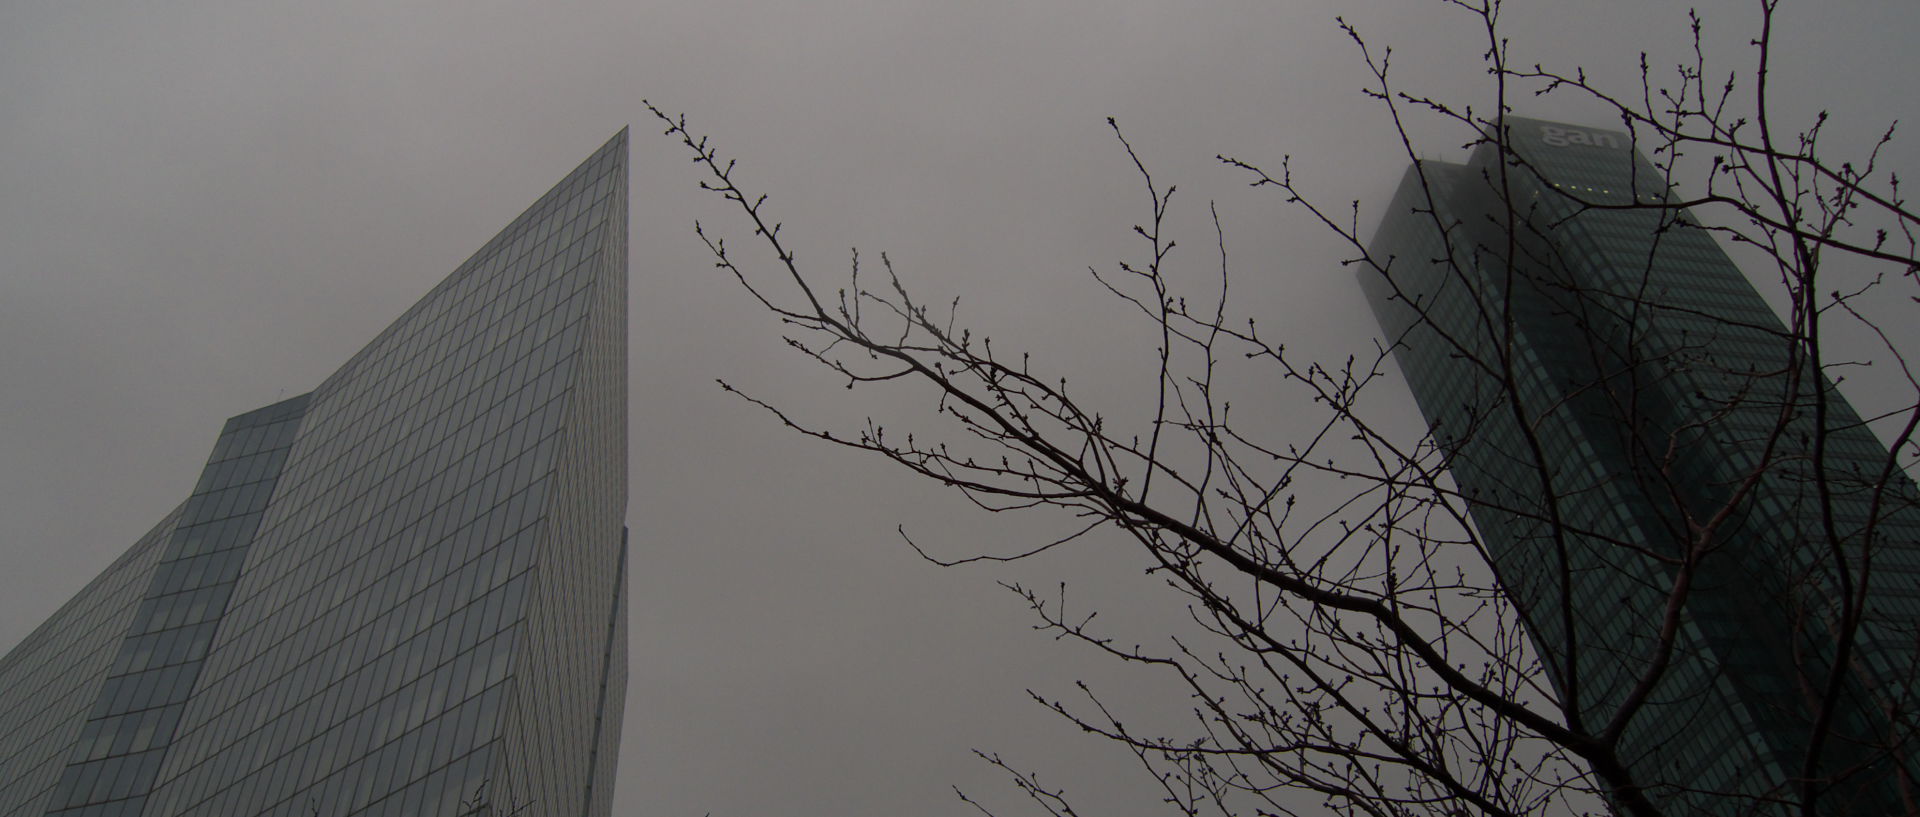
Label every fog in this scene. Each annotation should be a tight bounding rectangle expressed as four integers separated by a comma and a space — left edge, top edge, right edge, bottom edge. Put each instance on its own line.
1, 1, 1913, 814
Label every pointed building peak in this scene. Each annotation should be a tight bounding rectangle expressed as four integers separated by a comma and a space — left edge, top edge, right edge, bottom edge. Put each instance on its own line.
0, 119, 631, 817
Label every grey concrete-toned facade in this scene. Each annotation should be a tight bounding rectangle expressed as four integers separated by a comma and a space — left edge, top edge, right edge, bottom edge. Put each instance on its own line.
0, 131, 629, 817
1362, 117, 1920, 813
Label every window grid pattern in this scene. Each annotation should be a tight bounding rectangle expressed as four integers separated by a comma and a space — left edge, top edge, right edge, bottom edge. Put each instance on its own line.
483, 166, 627, 814
583, 534, 629, 817
42, 395, 309, 817
1361, 166, 1772, 799
0, 130, 628, 817
142, 129, 628, 817
0, 508, 178, 817
1362, 117, 1920, 813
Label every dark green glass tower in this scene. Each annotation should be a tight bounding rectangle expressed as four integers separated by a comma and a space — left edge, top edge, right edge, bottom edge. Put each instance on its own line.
0, 130, 629, 817
1363, 117, 1920, 813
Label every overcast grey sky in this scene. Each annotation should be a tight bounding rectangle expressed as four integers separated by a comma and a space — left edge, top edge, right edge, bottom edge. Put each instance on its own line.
1, 1, 1914, 815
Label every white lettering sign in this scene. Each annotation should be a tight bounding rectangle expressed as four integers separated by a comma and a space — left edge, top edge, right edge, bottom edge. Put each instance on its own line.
1539, 125, 1622, 149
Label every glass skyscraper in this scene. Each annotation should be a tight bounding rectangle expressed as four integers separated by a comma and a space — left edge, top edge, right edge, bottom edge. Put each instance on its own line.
0, 130, 629, 817
1362, 117, 1920, 812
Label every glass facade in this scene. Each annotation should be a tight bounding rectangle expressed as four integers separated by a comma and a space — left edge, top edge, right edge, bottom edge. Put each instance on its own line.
0, 130, 629, 817
1362, 117, 1920, 813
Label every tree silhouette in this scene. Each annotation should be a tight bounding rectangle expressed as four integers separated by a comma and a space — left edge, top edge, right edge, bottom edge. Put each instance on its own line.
655, 2, 1920, 814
